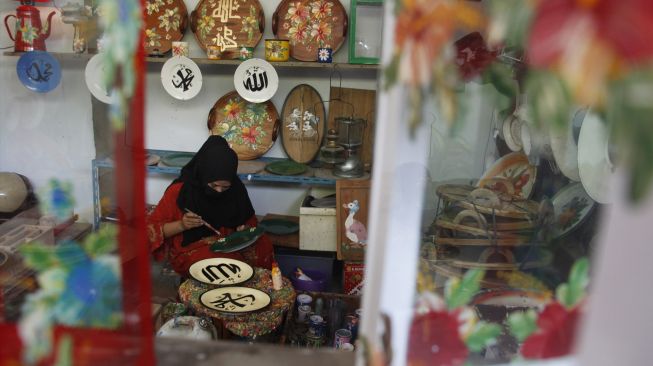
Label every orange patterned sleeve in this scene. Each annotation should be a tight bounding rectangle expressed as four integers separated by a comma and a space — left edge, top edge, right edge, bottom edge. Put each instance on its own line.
146, 183, 183, 261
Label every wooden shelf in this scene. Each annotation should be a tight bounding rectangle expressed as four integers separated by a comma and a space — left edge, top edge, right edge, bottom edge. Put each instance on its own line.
3, 51, 379, 70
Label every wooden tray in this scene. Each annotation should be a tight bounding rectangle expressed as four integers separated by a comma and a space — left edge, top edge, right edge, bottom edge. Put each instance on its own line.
435, 218, 533, 240
190, 0, 265, 56
207, 91, 280, 160
281, 84, 326, 164
144, 0, 189, 56
436, 184, 539, 219
272, 0, 348, 61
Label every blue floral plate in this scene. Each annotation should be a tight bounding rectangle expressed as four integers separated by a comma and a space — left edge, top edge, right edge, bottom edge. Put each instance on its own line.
16, 51, 61, 93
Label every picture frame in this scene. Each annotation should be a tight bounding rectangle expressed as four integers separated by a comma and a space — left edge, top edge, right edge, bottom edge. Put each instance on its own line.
336, 179, 371, 261
348, 0, 384, 65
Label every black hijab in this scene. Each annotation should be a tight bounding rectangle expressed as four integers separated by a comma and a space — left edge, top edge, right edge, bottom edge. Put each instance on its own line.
171, 135, 255, 245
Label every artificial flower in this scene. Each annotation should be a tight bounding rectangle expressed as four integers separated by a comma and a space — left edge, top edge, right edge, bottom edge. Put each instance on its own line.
521, 302, 582, 359
408, 310, 469, 366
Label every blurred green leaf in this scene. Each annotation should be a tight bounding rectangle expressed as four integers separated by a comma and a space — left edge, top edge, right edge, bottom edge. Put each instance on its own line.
487, 0, 535, 49
465, 322, 502, 353
83, 225, 117, 258
482, 62, 517, 100
20, 244, 58, 272
507, 309, 538, 342
55, 243, 88, 268
556, 257, 589, 308
445, 269, 484, 310
525, 70, 572, 130
384, 53, 400, 90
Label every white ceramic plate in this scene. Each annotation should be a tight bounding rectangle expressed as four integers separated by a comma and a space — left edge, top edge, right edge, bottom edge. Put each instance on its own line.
85, 54, 113, 104
552, 182, 595, 238
502, 115, 523, 152
550, 108, 587, 181
189, 258, 254, 286
234, 58, 278, 103
161, 56, 202, 100
146, 154, 161, 166
578, 111, 614, 203
200, 286, 271, 313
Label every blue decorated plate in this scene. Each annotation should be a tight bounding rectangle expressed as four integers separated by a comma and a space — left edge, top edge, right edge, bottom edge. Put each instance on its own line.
16, 51, 61, 93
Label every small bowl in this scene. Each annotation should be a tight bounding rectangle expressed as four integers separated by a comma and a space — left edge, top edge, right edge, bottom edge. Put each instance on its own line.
291, 269, 328, 292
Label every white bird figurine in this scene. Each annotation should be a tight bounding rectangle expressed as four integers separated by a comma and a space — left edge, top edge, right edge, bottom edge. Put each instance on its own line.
294, 267, 313, 281
343, 200, 367, 245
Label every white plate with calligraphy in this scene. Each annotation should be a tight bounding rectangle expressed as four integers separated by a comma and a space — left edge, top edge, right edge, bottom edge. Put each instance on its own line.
85, 54, 113, 104
199, 286, 271, 313
161, 56, 203, 100
234, 58, 278, 103
189, 258, 254, 286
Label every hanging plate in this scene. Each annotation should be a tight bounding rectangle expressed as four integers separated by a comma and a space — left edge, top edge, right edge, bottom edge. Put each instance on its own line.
85, 54, 113, 104
549, 107, 587, 182
200, 286, 271, 313
272, 0, 348, 61
207, 91, 279, 160
161, 56, 203, 100
189, 258, 254, 286
190, 0, 265, 57
552, 182, 595, 238
234, 58, 279, 103
208, 226, 265, 253
280, 84, 326, 164
17, 51, 61, 93
578, 111, 615, 204
143, 0, 188, 56
477, 152, 537, 199
264, 160, 307, 175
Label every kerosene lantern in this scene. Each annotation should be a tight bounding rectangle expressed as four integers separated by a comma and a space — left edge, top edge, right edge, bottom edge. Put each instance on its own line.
333, 117, 366, 178
319, 129, 346, 167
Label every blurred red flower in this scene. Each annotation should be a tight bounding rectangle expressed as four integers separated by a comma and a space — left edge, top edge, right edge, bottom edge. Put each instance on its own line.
407, 310, 468, 366
521, 302, 582, 359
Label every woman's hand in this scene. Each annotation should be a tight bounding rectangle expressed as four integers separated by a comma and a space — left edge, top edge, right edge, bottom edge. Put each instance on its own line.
182, 211, 204, 230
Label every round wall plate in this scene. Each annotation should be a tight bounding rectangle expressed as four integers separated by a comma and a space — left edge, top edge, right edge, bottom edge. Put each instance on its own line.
161, 56, 203, 100
189, 258, 254, 286
85, 54, 113, 104
17, 51, 61, 93
200, 286, 271, 313
234, 58, 278, 103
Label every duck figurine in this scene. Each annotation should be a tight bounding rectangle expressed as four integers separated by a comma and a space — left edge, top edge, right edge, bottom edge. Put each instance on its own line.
294, 267, 313, 281
343, 200, 368, 245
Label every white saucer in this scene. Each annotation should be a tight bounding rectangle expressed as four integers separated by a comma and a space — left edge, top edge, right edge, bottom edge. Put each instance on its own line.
161, 56, 202, 100
549, 107, 587, 181
85, 54, 114, 104
577, 111, 614, 204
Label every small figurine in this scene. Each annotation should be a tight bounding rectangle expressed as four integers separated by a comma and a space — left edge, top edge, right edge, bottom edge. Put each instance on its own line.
294, 267, 313, 281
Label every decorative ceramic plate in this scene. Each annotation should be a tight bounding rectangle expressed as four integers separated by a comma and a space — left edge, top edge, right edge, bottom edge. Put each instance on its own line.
436, 184, 540, 219
209, 226, 264, 253
200, 286, 271, 313
272, 0, 348, 61
502, 115, 523, 152
207, 91, 279, 160
190, 0, 264, 55
550, 108, 587, 182
161, 56, 203, 100
265, 160, 307, 175
189, 258, 254, 285
85, 54, 113, 104
17, 51, 61, 93
281, 84, 326, 164
258, 219, 299, 235
161, 152, 195, 167
578, 111, 614, 204
552, 182, 595, 238
143, 0, 188, 56
234, 58, 278, 103
478, 152, 537, 199
146, 154, 161, 166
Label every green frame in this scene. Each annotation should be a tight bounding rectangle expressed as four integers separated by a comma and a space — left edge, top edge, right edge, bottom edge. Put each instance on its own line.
348, 0, 384, 65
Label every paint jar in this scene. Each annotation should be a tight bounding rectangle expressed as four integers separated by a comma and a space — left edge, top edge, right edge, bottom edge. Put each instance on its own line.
296, 293, 313, 309
172, 41, 189, 57
318, 47, 333, 63
306, 333, 324, 348
207, 46, 221, 60
334, 329, 352, 349
344, 314, 359, 342
238, 46, 254, 60
297, 305, 311, 322
309, 314, 325, 337
265, 39, 289, 62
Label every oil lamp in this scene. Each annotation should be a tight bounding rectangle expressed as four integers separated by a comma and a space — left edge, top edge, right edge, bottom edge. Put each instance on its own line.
333, 117, 366, 178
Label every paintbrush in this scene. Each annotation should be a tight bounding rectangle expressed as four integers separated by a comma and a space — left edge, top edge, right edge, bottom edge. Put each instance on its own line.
184, 208, 222, 237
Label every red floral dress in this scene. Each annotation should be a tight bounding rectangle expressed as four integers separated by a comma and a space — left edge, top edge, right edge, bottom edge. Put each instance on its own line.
147, 183, 273, 275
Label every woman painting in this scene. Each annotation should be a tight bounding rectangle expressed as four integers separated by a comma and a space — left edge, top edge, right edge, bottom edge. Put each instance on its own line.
147, 135, 273, 275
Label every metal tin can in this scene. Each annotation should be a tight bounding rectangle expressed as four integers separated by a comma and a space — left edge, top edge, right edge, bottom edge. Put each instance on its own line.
344, 314, 359, 342
334, 328, 352, 349
172, 41, 189, 57
306, 333, 324, 348
309, 314, 325, 337
296, 294, 313, 309
265, 39, 289, 62
297, 305, 311, 322
207, 46, 221, 60
238, 46, 254, 60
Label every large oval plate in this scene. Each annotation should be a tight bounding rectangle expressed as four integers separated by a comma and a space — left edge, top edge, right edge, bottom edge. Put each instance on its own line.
85, 54, 113, 104
478, 152, 537, 199
234, 58, 278, 103
207, 91, 279, 160
143, 0, 188, 56
281, 84, 326, 164
161, 56, 203, 100
209, 226, 264, 253
17, 51, 61, 93
189, 258, 254, 285
578, 111, 614, 204
552, 182, 595, 238
200, 286, 271, 313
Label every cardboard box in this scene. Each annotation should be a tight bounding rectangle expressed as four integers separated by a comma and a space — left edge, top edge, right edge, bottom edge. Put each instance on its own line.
300, 203, 337, 252
343, 261, 365, 296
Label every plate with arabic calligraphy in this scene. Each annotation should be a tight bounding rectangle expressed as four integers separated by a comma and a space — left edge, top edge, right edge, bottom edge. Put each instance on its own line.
234, 58, 279, 103
143, 0, 188, 56
190, 0, 265, 58
200, 286, 271, 313
477, 152, 537, 199
17, 51, 61, 93
208, 91, 280, 160
189, 258, 254, 286
272, 0, 348, 61
161, 56, 203, 100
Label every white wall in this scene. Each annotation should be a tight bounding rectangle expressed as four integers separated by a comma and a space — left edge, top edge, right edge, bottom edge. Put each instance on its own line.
0, 1, 379, 223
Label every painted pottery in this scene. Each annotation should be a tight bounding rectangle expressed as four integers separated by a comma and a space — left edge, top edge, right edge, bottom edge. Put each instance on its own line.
265, 39, 290, 61
143, 0, 188, 56
4, 2, 56, 52
280, 84, 326, 163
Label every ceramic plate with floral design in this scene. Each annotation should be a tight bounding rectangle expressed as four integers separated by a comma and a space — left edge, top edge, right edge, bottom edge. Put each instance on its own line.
189, 258, 254, 286
190, 0, 264, 57
477, 152, 537, 199
200, 286, 271, 313
144, 0, 188, 56
208, 91, 279, 160
552, 182, 595, 238
272, 0, 348, 61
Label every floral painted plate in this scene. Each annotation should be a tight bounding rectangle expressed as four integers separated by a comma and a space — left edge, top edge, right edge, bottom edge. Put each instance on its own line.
200, 286, 271, 313
207, 91, 279, 160
161, 152, 195, 167
552, 182, 595, 238
190, 0, 264, 56
258, 218, 299, 235
264, 160, 307, 175
209, 226, 265, 253
477, 152, 537, 199
17, 51, 61, 93
143, 0, 188, 56
161, 56, 203, 100
272, 0, 348, 61
189, 258, 254, 286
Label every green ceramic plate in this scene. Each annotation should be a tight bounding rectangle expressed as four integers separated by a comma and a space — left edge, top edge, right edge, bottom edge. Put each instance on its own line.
161, 152, 195, 167
209, 226, 265, 253
258, 219, 299, 235
264, 160, 307, 175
